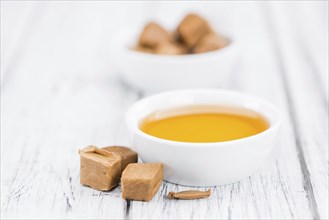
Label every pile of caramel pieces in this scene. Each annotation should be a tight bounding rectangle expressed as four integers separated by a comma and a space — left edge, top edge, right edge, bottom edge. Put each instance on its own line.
134, 13, 229, 55
79, 145, 211, 202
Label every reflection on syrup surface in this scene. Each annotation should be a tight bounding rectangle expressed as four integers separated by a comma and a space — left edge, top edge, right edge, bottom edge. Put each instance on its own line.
140, 105, 269, 143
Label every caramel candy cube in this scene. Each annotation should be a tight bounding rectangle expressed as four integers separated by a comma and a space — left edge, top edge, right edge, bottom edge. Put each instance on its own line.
139, 22, 171, 48
193, 33, 229, 53
79, 146, 121, 191
102, 146, 138, 171
121, 163, 163, 201
155, 41, 187, 55
177, 13, 212, 48
133, 45, 154, 54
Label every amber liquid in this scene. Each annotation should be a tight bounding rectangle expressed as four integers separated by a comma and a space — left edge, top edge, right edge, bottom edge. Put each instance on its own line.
140, 105, 269, 143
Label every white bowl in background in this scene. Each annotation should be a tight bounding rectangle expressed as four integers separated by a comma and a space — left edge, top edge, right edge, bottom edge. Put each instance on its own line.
114, 29, 240, 92
125, 89, 281, 186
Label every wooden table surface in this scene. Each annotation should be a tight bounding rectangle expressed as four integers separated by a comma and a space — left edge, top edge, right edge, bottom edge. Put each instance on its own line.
1, 1, 328, 219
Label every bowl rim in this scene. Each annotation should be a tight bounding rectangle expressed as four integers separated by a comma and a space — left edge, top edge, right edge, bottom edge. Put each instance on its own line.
125, 89, 281, 148
126, 39, 238, 60
117, 29, 240, 63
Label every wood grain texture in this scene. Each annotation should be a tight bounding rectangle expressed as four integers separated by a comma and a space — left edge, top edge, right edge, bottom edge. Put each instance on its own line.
1, 1, 328, 219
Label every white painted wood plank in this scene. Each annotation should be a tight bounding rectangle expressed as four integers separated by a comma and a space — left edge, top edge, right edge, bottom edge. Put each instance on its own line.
286, 1, 328, 103
264, 2, 329, 219
1, 72, 132, 219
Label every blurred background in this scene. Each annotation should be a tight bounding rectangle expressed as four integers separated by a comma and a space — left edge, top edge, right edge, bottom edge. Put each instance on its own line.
2, 1, 327, 86
2, 1, 235, 78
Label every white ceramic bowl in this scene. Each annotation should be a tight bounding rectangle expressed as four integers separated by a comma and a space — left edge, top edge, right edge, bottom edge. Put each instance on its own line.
125, 89, 281, 186
114, 29, 240, 92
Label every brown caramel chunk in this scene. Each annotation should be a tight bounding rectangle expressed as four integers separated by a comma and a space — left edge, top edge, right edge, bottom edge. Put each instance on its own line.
167, 189, 211, 200
121, 163, 163, 201
139, 22, 171, 48
102, 146, 138, 171
79, 145, 121, 191
193, 33, 229, 53
133, 45, 154, 54
177, 13, 212, 48
155, 41, 187, 55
